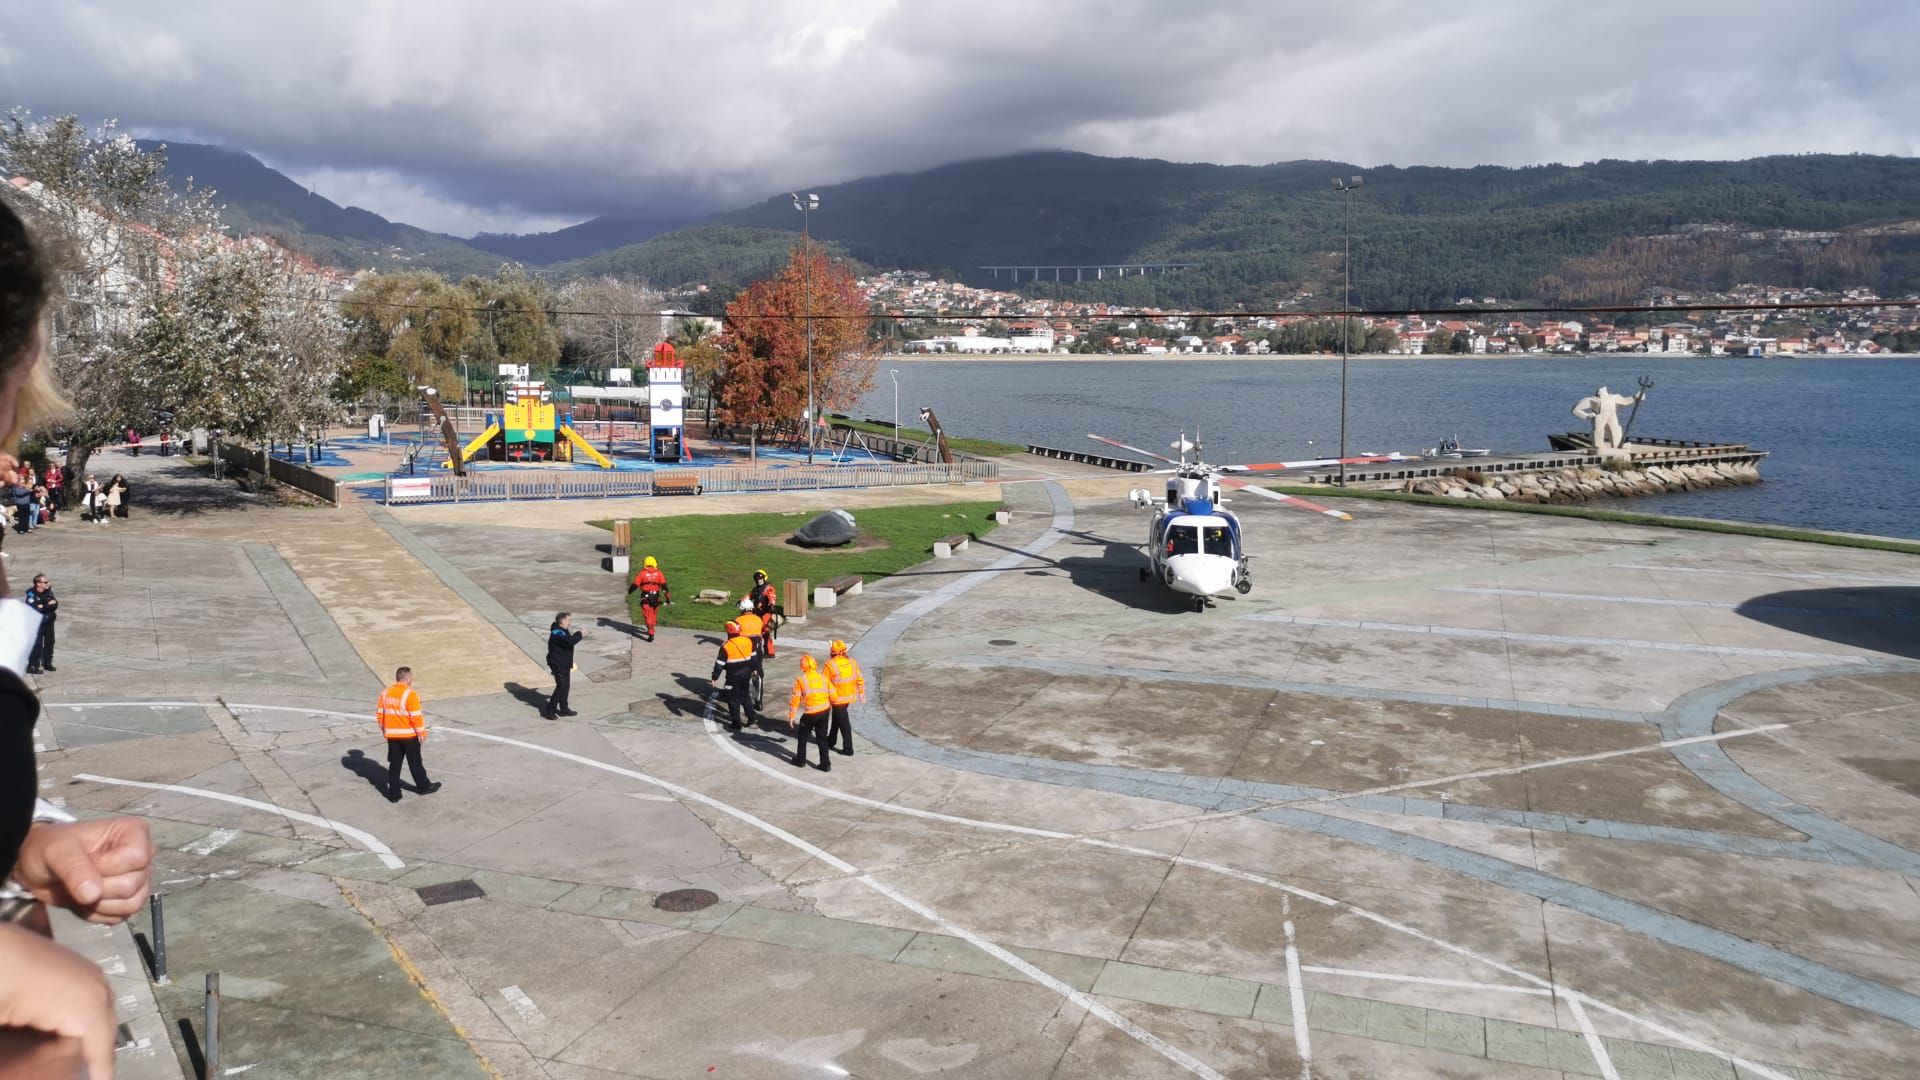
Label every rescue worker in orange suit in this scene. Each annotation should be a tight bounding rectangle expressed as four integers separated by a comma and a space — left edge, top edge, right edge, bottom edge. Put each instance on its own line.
733, 598, 767, 681
824, 640, 865, 757
787, 655, 833, 771
710, 620, 757, 731
749, 569, 778, 658
377, 667, 440, 802
628, 556, 670, 641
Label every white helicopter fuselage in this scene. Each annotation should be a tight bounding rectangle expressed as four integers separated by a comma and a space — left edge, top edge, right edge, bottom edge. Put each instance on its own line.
1134, 474, 1250, 605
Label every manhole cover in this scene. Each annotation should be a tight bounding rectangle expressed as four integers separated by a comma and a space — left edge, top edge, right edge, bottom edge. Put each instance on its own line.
988, 639, 1017, 646
654, 888, 719, 912
415, 879, 486, 906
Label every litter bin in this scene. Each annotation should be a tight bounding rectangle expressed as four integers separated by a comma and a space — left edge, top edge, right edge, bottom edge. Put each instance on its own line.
782, 578, 809, 623
368, 413, 387, 440
610, 520, 631, 575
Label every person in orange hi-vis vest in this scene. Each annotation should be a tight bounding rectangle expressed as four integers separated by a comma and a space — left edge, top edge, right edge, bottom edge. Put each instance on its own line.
823, 640, 865, 758
787, 655, 833, 771
376, 666, 440, 802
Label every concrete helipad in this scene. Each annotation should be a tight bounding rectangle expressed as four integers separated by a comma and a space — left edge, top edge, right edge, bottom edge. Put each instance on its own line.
22, 453, 1920, 1078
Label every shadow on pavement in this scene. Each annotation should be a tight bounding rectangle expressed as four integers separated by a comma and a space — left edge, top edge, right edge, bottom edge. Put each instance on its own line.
340, 748, 391, 794
1735, 587, 1920, 660
502, 681, 552, 711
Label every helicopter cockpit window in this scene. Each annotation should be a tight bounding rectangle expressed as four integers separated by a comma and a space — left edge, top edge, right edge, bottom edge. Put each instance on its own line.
1203, 526, 1234, 556
1167, 524, 1201, 556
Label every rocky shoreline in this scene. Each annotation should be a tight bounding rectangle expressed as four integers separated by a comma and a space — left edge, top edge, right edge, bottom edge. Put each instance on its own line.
1399, 460, 1763, 503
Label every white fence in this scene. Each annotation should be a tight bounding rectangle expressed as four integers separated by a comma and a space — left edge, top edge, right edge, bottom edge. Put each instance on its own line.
381, 461, 1000, 504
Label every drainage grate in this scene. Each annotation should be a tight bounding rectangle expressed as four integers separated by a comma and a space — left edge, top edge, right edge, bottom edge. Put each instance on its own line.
415, 879, 487, 906
988, 639, 1017, 646
653, 888, 719, 912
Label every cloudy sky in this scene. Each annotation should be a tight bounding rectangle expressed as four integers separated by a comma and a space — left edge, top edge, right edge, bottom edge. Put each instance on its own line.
3, 0, 1915, 237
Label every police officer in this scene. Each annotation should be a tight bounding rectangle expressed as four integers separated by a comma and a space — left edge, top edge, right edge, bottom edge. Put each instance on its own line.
542, 613, 584, 719
749, 569, 778, 658
787, 655, 833, 771
629, 556, 670, 641
23, 574, 55, 675
823, 640, 864, 756
710, 620, 757, 731
377, 667, 440, 801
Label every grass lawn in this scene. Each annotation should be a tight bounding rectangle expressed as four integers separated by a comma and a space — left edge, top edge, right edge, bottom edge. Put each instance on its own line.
830, 418, 1025, 458
606, 500, 1003, 630
1267, 484, 1920, 556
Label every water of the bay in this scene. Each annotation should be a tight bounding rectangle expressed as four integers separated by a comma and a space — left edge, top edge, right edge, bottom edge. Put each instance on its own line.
853, 356, 1920, 541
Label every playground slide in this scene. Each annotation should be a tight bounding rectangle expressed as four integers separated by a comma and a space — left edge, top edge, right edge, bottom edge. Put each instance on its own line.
452, 424, 501, 466
558, 424, 613, 468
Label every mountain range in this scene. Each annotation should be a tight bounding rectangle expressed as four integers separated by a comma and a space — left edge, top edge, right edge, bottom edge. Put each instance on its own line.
152, 142, 1920, 309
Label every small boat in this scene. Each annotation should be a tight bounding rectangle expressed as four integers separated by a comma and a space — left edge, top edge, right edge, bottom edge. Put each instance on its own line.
1424, 435, 1490, 459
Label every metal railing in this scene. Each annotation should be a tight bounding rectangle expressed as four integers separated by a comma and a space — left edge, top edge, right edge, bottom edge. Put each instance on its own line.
382, 460, 999, 504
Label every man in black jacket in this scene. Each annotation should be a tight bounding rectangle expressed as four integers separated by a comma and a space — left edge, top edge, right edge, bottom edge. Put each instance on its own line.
542, 612, 585, 718
23, 574, 54, 674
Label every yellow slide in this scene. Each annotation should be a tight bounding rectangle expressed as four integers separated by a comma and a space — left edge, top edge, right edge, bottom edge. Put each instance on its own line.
558, 424, 613, 468
444, 423, 501, 467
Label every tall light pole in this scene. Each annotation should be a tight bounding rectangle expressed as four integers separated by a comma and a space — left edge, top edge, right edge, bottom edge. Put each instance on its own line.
1332, 175, 1363, 486
792, 192, 819, 463
889, 368, 900, 440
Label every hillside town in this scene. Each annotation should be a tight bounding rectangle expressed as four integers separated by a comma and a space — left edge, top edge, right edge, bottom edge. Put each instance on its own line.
861, 269, 1920, 355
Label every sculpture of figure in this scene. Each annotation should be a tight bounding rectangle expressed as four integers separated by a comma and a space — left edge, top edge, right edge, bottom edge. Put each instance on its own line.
1572, 386, 1642, 452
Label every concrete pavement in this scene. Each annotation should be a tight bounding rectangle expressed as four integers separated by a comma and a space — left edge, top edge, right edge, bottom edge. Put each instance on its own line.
21, 447, 1920, 1078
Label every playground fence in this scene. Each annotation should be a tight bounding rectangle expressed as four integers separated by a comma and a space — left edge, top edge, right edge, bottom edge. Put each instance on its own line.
380, 461, 1000, 505
217, 443, 341, 506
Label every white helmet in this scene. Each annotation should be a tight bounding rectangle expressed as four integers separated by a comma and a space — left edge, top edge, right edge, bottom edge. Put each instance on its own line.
737, 598, 754, 612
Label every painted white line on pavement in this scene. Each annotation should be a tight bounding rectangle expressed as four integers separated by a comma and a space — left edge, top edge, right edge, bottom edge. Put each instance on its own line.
73, 773, 405, 870
1298, 966, 1550, 996
1613, 564, 1920, 587
1241, 612, 1869, 663
1567, 994, 1619, 1080
1283, 899, 1312, 1079
1441, 586, 1739, 609
441, 724, 1228, 1080
499, 985, 546, 1024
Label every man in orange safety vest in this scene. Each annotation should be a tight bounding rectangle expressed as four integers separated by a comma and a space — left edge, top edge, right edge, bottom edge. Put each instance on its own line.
823, 640, 865, 758
787, 655, 833, 771
377, 666, 441, 802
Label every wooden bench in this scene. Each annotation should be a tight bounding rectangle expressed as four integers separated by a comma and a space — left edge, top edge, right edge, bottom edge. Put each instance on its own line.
652, 474, 703, 496
812, 574, 863, 609
932, 533, 971, 558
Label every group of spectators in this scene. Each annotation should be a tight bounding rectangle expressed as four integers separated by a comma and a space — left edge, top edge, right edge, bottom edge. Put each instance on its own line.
5, 465, 125, 534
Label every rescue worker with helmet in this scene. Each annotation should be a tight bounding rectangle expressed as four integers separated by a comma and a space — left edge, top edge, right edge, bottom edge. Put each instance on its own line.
823, 640, 865, 757
748, 569, 778, 658
733, 598, 767, 682
628, 556, 670, 641
376, 666, 440, 801
787, 654, 833, 771
710, 620, 758, 731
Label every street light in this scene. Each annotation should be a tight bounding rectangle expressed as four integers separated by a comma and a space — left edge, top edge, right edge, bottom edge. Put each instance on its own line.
1332, 175, 1362, 485
889, 368, 900, 440
792, 192, 820, 463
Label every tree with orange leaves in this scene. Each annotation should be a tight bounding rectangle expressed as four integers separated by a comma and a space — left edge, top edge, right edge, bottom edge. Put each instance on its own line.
718, 243, 874, 459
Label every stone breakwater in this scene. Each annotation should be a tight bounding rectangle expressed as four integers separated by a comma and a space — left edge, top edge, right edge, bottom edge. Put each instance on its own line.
1401, 460, 1763, 504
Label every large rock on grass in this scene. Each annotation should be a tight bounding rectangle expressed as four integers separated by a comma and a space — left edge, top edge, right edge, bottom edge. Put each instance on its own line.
793, 509, 859, 548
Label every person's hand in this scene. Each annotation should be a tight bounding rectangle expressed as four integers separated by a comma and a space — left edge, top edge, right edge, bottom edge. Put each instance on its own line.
12, 818, 155, 924
0, 453, 17, 488
0, 923, 116, 1080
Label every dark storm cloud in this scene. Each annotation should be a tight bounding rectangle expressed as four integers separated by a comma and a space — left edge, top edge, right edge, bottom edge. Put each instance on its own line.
1, 0, 1914, 235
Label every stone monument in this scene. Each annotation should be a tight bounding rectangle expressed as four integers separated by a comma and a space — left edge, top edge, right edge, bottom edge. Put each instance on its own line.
1571, 385, 1643, 459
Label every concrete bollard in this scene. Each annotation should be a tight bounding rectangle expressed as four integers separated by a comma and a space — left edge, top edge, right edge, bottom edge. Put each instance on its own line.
204, 972, 221, 1078
150, 893, 168, 985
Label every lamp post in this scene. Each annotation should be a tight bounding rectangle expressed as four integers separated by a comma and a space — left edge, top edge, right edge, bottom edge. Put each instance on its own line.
889, 368, 900, 441
792, 192, 819, 463
1332, 175, 1363, 485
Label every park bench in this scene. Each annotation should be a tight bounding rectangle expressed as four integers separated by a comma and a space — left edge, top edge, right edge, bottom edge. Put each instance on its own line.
652, 474, 703, 496
932, 533, 971, 558
812, 574, 863, 609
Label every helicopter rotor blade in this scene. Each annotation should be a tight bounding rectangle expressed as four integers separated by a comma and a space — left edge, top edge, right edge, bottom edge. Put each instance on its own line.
1222, 453, 1414, 472
1219, 477, 1354, 521
1088, 433, 1180, 466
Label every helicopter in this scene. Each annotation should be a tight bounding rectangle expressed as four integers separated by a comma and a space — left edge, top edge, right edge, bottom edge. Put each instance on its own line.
1088, 432, 1414, 611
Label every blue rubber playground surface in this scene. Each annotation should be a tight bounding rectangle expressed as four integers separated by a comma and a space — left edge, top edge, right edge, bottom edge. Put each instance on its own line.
328, 433, 894, 478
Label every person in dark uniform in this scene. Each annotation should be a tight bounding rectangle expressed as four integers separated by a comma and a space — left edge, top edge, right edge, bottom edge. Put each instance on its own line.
710, 620, 757, 731
23, 574, 54, 674
543, 613, 584, 718
748, 569, 779, 658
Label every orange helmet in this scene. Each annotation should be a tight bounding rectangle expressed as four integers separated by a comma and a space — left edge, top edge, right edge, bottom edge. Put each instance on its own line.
829, 640, 848, 656
724, 620, 741, 637
800, 655, 818, 672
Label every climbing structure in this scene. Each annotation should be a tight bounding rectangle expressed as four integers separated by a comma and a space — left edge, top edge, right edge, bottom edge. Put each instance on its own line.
450, 380, 612, 468
646, 341, 693, 462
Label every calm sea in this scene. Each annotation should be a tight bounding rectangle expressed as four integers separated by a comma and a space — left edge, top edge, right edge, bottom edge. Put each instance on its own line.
852, 356, 1920, 541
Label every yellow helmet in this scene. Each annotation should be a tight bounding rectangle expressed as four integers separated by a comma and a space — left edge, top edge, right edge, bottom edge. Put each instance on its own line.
800, 654, 818, 672
643, 556, 657, 569
753, 568, 769, 583
830, 640, 848, 656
